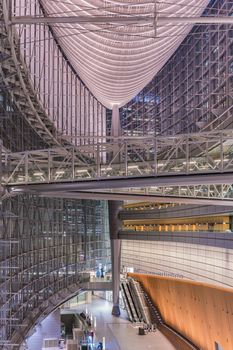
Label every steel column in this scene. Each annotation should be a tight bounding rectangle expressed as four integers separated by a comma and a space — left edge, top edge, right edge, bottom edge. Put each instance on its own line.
108, 200, 122, 316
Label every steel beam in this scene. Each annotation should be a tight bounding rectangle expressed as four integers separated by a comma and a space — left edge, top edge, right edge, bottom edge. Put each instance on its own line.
36, 191, 233, 207
7, 172, 233, 193
10, 15, 233, 26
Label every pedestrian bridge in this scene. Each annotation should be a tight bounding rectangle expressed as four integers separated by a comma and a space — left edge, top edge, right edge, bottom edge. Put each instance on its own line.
2, 130, 233, 205
2, 129, 233, 185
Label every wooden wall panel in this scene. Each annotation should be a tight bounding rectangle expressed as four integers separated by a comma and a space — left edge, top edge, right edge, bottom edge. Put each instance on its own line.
128, 273, 233, 350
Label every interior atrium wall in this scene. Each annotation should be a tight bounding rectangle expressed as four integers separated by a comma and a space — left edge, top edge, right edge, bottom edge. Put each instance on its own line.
120, 0, 233, 137
0, 87, 47, 152
121, 239, 233, 288
0, 4, 110, 346
18, 0, 106, 143
2, 0, 106, 147
0, 195, 110, 348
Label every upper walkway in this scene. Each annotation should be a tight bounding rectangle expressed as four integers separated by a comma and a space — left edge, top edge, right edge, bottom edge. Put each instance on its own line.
3, 130, 233, 204
119, 203, 233, 220
3, 129, 233, 184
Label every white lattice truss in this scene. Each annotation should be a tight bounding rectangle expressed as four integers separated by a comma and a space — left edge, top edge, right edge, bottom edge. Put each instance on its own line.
32, 0, 209, 108
3, 129, 233, 202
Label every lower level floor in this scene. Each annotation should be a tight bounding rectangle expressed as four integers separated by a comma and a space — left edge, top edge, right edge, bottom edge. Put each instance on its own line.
26, 296, 176, 350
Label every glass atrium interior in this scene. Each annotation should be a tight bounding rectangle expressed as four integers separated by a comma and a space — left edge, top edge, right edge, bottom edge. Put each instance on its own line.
1, 0, 233, 349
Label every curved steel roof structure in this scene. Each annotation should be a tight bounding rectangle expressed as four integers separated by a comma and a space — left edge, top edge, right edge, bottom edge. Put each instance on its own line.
40, 0, 209, 109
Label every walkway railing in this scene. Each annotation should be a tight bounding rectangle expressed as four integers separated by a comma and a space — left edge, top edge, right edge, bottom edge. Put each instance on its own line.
2, 129, 233, 186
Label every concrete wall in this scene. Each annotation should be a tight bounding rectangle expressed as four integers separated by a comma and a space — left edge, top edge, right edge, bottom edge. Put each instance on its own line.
121, 239, 233, 287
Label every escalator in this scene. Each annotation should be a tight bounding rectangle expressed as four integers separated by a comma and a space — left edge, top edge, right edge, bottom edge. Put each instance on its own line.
121, 280, 140, 322
122, 277, 199, 349
120, 282, 134, 322
142, 288, 164, 326
121, 277, 155, 325
128, 277, 152, 325
121, 277, 161, 329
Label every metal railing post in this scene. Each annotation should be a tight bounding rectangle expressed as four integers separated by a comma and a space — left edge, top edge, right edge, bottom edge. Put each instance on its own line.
48, 150, 51, 182
97, 143, 100, 178
186, 135, 189, 174
71, 147, 75, 180
125, 140, 128, 176
154, 137, 157, 175
25, 152, 28, 184
220, 132, 224, 173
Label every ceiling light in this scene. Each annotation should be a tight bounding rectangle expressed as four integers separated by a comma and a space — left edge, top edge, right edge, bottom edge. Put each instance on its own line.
33, 172, 44, 176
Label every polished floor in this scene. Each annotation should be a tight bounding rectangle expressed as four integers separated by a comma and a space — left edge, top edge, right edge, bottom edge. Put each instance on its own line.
62, 296, 176, 350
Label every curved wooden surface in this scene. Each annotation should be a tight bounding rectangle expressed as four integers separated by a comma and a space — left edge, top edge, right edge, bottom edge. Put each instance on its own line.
128, 273, 233, 350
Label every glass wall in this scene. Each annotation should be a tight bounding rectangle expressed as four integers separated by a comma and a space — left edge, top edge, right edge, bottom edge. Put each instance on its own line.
7, 0, 107, 146
0, 195, 110, 347
121, 0, 233, 137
